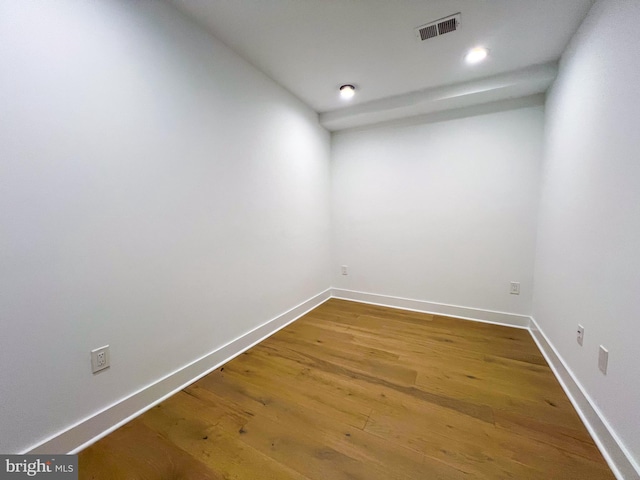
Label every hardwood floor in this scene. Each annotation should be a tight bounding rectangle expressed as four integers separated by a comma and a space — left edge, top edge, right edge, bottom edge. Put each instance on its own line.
79, 299, 615, 479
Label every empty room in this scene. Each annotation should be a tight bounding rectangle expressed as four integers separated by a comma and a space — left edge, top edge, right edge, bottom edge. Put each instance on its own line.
1, 0, 638, 478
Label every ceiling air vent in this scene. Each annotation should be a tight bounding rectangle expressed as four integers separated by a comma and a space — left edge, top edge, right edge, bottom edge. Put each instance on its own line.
415, 13, 461, 41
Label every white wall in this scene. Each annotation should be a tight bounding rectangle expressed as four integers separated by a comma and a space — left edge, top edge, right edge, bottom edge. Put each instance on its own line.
0, 0, 331, 453
331, 105, 544, 316
533, 0, 640, 469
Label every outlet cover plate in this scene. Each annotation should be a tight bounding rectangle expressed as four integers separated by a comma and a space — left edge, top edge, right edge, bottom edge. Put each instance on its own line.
91, 345, 110, 374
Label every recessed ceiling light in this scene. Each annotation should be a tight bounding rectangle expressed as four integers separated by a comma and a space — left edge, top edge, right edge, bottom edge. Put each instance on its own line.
465, 47, 488, 64
339, 84, 355, 100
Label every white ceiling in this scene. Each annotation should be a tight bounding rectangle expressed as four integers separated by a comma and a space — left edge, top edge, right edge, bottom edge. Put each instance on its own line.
171, 0, 593, 129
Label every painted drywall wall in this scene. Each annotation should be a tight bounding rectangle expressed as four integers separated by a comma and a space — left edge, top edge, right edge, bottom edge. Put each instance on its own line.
533, 0, 640, 469
0, 0, 331, 453
331, 105, 544, 316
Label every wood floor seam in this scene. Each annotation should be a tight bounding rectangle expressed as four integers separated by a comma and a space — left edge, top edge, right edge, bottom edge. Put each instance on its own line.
78, 299, 616, 479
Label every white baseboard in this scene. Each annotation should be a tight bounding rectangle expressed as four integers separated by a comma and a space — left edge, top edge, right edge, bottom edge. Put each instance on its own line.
24, 287, 639, 480
26, 288, 332, 455
529, 316, 640, 480
332, 289, 639, 479
331, 288, 530, 329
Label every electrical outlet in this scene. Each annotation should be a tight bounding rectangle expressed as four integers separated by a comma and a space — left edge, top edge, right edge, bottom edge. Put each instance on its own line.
598, 345, 608, 375
510, 281, 520, 295
91, 345, 110, 374
341, 265, 348, 275
577, 325, 584, 346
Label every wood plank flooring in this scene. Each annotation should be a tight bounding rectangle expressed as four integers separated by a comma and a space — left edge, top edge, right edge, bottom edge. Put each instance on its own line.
78, 299, 615, 479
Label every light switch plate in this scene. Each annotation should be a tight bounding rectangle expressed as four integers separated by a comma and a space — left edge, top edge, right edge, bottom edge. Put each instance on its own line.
598, 345, 608, 375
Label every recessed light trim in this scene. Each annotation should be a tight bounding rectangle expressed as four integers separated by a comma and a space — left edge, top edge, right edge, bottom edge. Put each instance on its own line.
465, 47, 488, 64
339, 84, 355, 100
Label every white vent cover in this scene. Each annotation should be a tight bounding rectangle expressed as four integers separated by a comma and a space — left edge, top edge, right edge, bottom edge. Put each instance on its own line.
415, 13, 461, 41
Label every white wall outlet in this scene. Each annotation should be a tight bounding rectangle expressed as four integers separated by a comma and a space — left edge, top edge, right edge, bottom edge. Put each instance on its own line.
577, 324, 584, 346
598, 345, 609, 375
91, 345, 110, 374
341, 265, 348, 275
509, 281, 520, 295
